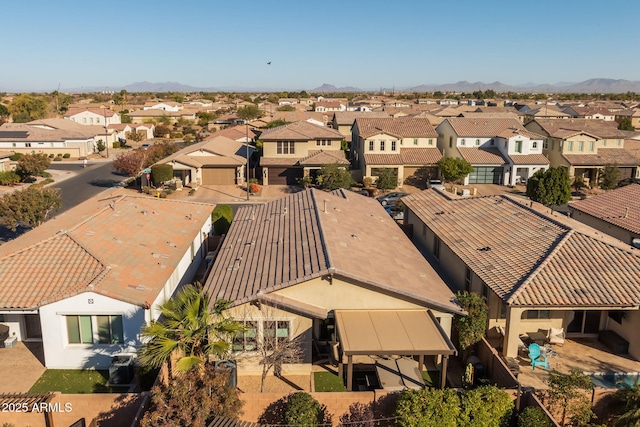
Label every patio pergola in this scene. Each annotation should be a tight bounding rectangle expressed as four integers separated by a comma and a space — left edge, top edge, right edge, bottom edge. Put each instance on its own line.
335, 309, 457, 391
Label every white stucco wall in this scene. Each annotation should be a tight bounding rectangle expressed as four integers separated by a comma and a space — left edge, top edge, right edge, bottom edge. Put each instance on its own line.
39, 292, 145, 369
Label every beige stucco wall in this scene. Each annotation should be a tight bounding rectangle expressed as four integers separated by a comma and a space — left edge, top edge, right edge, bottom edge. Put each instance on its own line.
568, 209, 639, 245
606, 309, 640, 360
263, 138, 342, 158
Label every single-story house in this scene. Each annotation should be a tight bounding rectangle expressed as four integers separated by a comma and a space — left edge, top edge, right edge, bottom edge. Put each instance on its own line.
0, 122, 98, 158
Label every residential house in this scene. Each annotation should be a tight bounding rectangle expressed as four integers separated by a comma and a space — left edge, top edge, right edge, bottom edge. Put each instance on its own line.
64, 108, 121, 127
28, 118, 119, 150
126, 109, 196, 125
143, 101, 183, 112
525, 118, 638, 185
568, 183, 640, 247
403, 189, 640, 360
0, 151, 12, 172
519, 104, 571, 123
0, 190, 213, 369
436, 118, 549, 185
203, 189, 463, 389
330, 111, 391, 143
614, 109, 640, 131
157, 135, 254, 186
259, 121, 347, 185
563, 106, 615, 121
315, 101, 346, 113
351, 117, 442, 186
108, 123, 155, 142
278, 98, 298, 106
0, 123, 97, 158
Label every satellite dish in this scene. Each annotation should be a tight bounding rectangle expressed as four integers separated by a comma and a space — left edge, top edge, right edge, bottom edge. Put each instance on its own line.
633, 238, 640, 249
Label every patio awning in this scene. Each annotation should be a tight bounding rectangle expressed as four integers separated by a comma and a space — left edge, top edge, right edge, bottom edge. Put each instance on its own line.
335, 309, 457, 356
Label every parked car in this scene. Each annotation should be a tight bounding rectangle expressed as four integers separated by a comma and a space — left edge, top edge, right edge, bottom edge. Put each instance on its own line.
141, 143, 151, 150
426, 179, 445, 191
377, 192, 408, 206
384, 204, 404, 220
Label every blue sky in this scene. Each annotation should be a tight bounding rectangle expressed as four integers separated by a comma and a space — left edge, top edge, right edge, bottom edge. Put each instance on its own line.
2, 0, 638, 92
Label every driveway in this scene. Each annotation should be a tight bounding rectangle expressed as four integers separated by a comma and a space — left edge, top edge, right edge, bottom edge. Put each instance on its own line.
0, 342, 45, 393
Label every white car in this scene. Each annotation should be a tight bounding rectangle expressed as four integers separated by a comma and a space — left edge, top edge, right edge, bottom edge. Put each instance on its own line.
426, 179, 445, 191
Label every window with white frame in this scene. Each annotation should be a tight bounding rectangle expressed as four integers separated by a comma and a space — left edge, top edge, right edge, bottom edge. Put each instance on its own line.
316, 139, 331, 146
277, 141, 295, 155
233, 321, 257, 351
263, 320, 290, 347
66, 314, 123, 344
368, 141, 374, 151
589, 141, 594, 151
414, 138, 418, 146
532, 141, 538, 149
567, 141, 573, 151
391, 140, 396, 151
428, 139, 433, 145
380, 140, 385, 151
67, 315, 92, 344
461, 139, 466, 146
578, 141, 584, 152
475, 139, 480, 146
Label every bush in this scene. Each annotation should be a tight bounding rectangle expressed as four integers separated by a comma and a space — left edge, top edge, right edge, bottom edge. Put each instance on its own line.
188, 188, 196, 196
39, 171, 52, 178
211, 205, 233, 235
460, 385, 513, 427
62, 153, 70, 158
363, 177, 374, 188
41, 178, 54, 185
48, 154, 54, 159
170, 132, 184, 139
396, 388, 461, 427
113, 141, 121, 149
375, 168, 397, 191
56, 153, 62, 157
518, 406, 552, 427
9, 153, 23, 161
249, 183, 261, 194
150, 164, 173, 184
284, 392, 327, 427
339, 402, 375, 427
0, 171, 20, 186
53, 157, 62, 161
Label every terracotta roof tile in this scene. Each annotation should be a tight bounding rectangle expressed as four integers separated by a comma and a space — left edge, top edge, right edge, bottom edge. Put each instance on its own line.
260, 121, 343, 141
298, 150, 349, 166
332, 111, 390, 126
458, 147, 506, 165
363, 153, 405, 165
354, 118, 438, 139
444, 117, 529, 137
569, 183, 640, 235
507, 154, 550, 165
399, 148, 443, 165
563, 148, 639, 166
534, 118, 626, 139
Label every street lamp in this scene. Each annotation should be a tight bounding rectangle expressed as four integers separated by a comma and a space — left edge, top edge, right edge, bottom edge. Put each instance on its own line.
246, 121, 250, 201
103, 108, 110, 158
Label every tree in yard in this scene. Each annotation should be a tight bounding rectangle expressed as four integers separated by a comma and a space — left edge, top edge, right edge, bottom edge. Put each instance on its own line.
544, 369, 594, 427
375, 168, 398, 191
284, 392, 331, 427
437, 157, 474, 183
237, 105, 262, 121
276, 105, 295, 112
145, 142, 180, 166
0, 103, 9, 118
452, 291, 488, 362
137, 283, 243, 379
339, 402, 375, 427
517, 406, 552, 427
599, 163, 620, 190
153, 124, 171, 138
526, 167, 571, 206
96, 139, 106, 155
572, 174, 587, 192
141, 365, 244, 427
459, 385, 513, 427
113, 150, 147, 177
618, 117, 635, 131
315, 163, 354, 190
8, 94, 48, 122
211, 204, 234, 235
127, 129, 145, 142
256, 317, 304, 392
0, 186, 61, 231
606, 383, 640, 427
266, 118, 288, 128
150, 164, 173, 184
395, 388, 461, 427
15, 153, 51, 181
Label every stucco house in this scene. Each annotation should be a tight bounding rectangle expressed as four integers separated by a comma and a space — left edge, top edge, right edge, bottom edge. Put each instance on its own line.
28, 118, 119, 149
203, 189, 463, 390
436, 117, 549, 185
64, 108, 121, 126
259, 121, 347, 185
525, 118, 638, 185
0, 190, 213, 369
351, 117, 442, 186
403, 189, 640, 360
330, 111, 390, 144
0, 122, 98, 158
143, 101, 183, 112
157, 135, 254, 186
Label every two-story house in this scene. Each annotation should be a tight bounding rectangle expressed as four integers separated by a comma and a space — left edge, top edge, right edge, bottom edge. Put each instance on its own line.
142, 101, 183, 112
436, 117, 549, 185
64, 108, 121, 127
259, 121, 347, 185
330, 111, 390, 145
351, 118, 442, 187
525, 118, 638, 185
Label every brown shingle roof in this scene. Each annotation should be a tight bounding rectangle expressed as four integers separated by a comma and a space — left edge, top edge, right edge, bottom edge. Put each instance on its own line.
569, 183, 640, 235
563, 148, 639, 166
458, 147, 506, 165
354, 118, 437, 139
534, 118, 626, 139
259, 121, 343, 141
403, 191, 640, 307
203, 189, 463, 314
0, 123, 95, 141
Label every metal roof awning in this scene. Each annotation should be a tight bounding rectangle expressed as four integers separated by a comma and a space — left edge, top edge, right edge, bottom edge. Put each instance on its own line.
335, 309, 457, 356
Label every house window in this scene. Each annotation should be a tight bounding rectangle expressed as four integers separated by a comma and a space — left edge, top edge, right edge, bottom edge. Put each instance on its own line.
499, 301, 507, 319
433, 236, 441, 259
567, 141, 573, 151
551, 140, 555, 150
233, 321, 257, 351
97, 118, 101, 124
316, 139, 331, 146
532, 141, 538, 149
97, 315, 124, 344
380, 141, 385, 151
475, 139, 480, 146
66, 315, 93, 344
414, 138, 418, 146
578, 141, 584, 152
391, 140, 396, 151
428, 139, 433, 145
82, 118, 87, 124
589, 141, 594, 151
90, 118, 94, 124
264, 320, 290, 346
482, 284, 489, 300
515, 141, 522, 153
608, 311, 625, 324
524, 310, 550, 319
601, 140, 606, 146
449, 136, 453, 148
616, 139, 621, 146
465, 267, 472, 292
276, 141, 295, 155
461, 139, 466, 146
422, 223, 427, 239
369, 141, 374, 151
543, 140, 548, 149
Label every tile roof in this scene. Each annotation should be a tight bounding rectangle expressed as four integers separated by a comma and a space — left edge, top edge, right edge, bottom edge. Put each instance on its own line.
0, 123, 95, 142
363, 148, 442, 166
354, 118, 437, 139
64, 108, 117, 118
298, 150, 349, 166
259, 157, 300, 167
443, 117, 529, 137
568, 183, 640, 235
563, 148, 639, 166
534, 118, 626, 139
507, 154, 550, 165
203, 189, 463, 315
259, 121, 342, 141
0, 190, 213, 309
403, 191, 640, 308
159, 135, 253, 167
458, 147, 506, 165
332, 111, 390, 126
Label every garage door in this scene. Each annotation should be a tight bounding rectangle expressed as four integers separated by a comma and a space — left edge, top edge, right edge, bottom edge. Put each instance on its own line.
268, 167, 303, 185
202, 167, 236, 185
468, 166, 504, 184
403, 166, 439, 185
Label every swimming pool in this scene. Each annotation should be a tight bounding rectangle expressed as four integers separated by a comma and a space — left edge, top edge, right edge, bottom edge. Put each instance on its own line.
586, 372, 640, 389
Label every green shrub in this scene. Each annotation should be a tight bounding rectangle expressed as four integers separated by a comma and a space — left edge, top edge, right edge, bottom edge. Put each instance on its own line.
188, 188, 196, 196
48, 154, 55, 158
0, 171, 20, 186
56, 153, 62, 157
39, 171, 52, 178
113, 141, 121, 149
459, 385, 513, 427
170, 132, 184, 139
284, 392, 326, 427
53, 157, 62, 161
396, 388, 461, 427
517, 406, 552, 427
41, 178, 55, 185
151, 164, 173, 184
9, 153, 23, 161
211, 205, 233, 235
62, 153, 70, 158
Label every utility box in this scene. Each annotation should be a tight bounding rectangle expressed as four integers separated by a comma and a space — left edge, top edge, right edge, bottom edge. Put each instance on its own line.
215, 360, 237, 388
109, 355, 134, 385
4, 336, 17, 348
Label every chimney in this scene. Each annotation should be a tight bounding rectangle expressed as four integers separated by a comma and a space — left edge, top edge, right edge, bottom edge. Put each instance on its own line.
624, 207, 629, 218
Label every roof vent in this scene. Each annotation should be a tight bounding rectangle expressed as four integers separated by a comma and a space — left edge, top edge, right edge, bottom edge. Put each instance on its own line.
477, 246, 491, 252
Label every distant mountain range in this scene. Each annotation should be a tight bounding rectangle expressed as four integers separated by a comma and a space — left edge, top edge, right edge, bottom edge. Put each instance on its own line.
34, 78, 640, 94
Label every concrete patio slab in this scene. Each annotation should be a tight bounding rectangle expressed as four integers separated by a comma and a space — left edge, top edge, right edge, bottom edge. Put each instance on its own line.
0, 341, 46, 393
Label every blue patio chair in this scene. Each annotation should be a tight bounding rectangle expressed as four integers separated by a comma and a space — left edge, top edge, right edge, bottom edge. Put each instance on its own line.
528, 343, 549, 371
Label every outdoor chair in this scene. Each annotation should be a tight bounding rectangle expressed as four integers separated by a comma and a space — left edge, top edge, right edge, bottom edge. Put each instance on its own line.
548, 327, 565, 346
528, 343, 549, 371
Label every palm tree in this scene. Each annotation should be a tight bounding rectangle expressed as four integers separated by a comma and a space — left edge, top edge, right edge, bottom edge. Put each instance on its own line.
138, 283, 243, 378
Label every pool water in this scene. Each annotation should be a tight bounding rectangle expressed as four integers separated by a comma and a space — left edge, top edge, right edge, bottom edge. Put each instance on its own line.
588, 372, 640, 389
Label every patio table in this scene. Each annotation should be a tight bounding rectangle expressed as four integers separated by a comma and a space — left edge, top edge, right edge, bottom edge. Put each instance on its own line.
527, 331, 548, 345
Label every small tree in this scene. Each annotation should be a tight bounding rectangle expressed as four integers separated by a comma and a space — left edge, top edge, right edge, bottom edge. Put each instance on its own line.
113, 150, 147, 177
154, 124, 171, 138
339, 402, 375, 427
375, 168, 397, 191
437, 157, 474, 183
518, 406, 552, 427
453, 291, 488, 361
145, 142, 180, 166
211, 205, 233, 235
526, 167, 571, 206
266, 119, 288, 128
141, 365, 243, 427
572, 175, 586, 192
0, 186, 61, 230
599, 163, 620, 190
15, 153, 51, 181
618, 117, 635, 131
0, 171, 20, 186
608, 383, 640, 427
284, 392, 329, 427
395, 388, 461, 427
237, 105, 262, 121
459, 385, 513, 427
150, 164, 173, 184
545, 369, 595, 426
96, 139, 106, 155
316, 163, 354, 190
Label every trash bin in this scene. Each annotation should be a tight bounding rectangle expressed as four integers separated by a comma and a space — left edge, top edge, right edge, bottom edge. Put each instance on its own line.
215, 360, 237, 388
109, 355, 134, 385
466, 355, 485, 385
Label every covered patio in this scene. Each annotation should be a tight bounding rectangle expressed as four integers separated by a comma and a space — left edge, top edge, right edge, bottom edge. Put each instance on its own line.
334, 309, 457, 391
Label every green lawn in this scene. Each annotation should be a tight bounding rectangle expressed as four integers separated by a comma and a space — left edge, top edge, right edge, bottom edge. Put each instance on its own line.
422, 370, 440, 387
314, 371, 346, 392
29, 370, 129, 394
